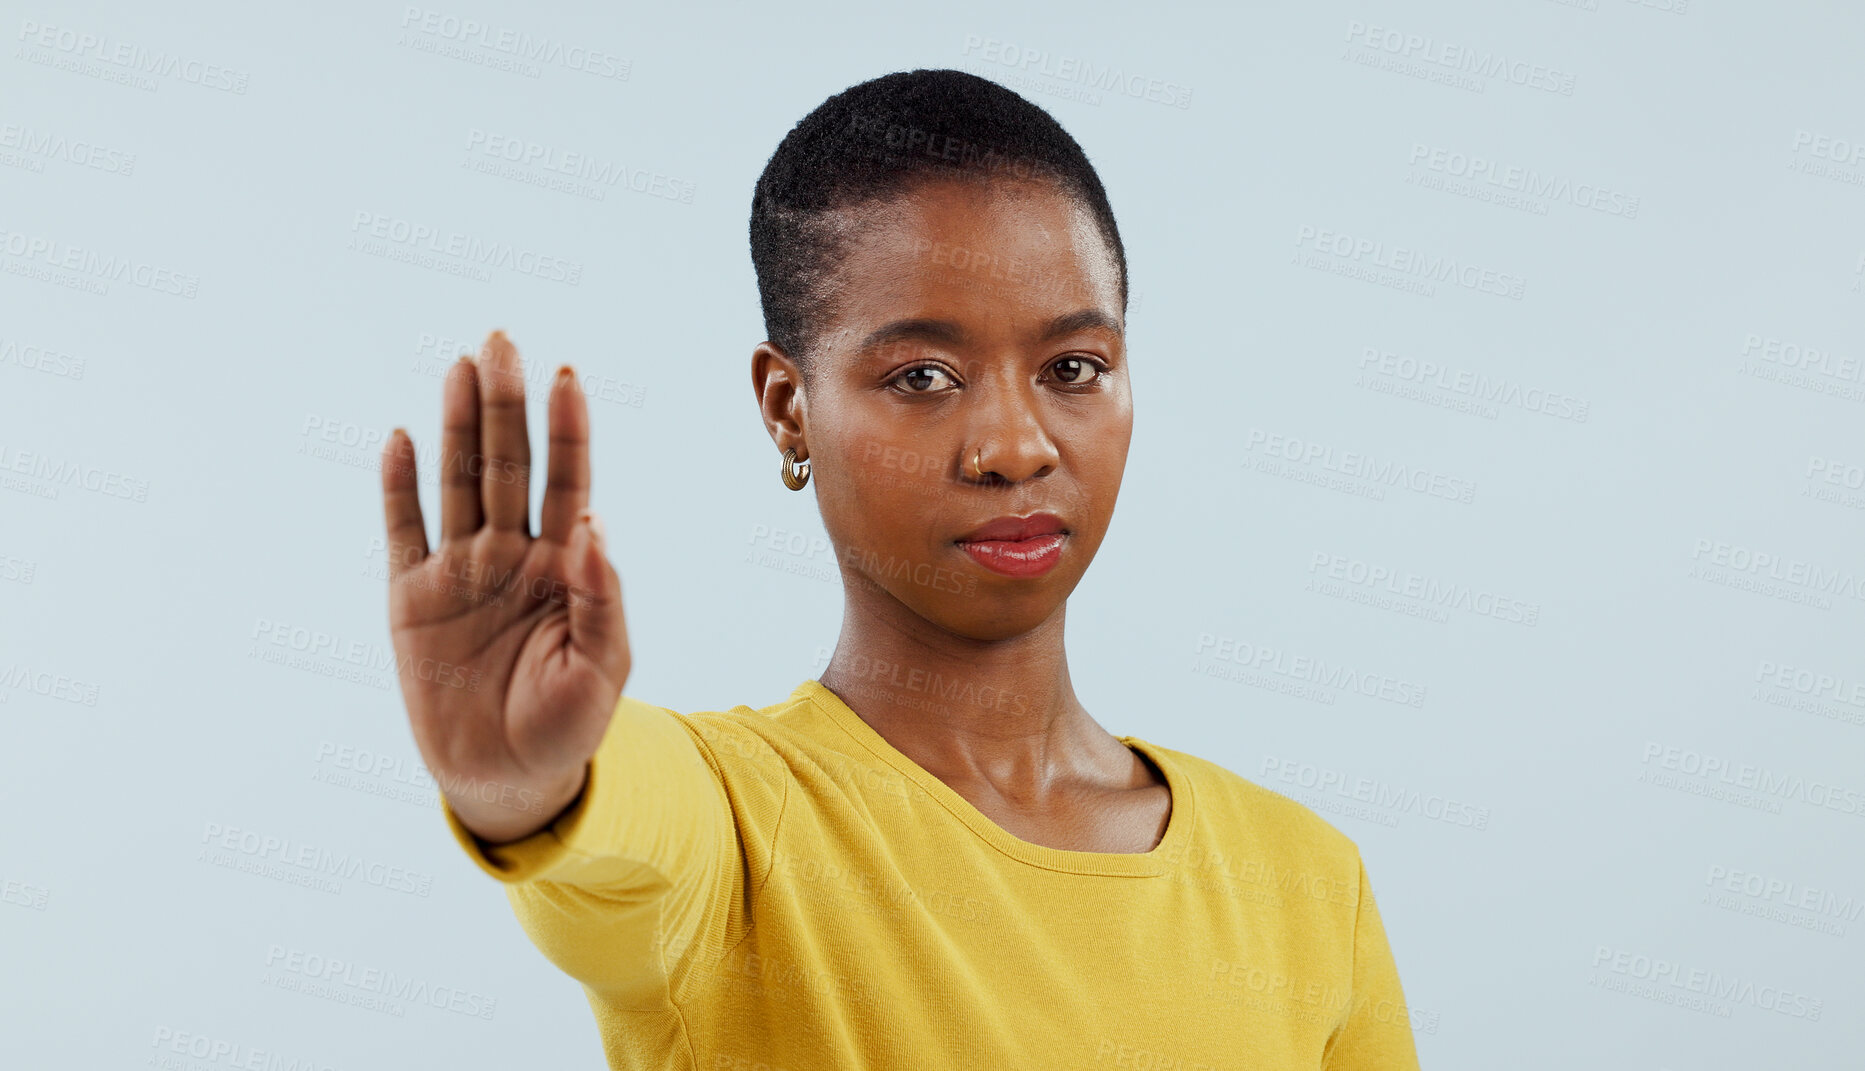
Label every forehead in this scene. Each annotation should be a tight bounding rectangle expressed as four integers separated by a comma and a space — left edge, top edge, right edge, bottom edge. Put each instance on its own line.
823, 179, 1122, 344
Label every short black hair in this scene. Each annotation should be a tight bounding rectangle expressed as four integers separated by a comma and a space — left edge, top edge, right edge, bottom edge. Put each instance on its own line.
749, 68, 1128, 378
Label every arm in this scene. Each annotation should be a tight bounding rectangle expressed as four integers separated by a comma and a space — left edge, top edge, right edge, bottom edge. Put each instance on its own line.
1321, 855, 1422, 1071
441, 695, 742, 1000
442, 694, 729, 891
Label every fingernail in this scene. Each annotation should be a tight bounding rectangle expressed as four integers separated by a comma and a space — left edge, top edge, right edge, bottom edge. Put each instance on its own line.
582, 509, 606, 547
556, 364, 576, 384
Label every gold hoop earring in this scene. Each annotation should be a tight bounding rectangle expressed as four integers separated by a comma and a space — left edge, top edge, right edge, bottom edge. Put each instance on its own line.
782, 446, 811, 490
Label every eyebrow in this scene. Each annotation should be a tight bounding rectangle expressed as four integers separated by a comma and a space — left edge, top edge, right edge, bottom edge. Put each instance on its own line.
855, 308, 1122, 356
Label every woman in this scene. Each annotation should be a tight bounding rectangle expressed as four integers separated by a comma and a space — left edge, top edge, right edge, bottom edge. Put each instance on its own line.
379, 69, 1421, 1070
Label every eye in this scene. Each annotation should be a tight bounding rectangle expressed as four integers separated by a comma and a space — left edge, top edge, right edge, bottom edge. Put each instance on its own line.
1049, 355, 1108, 386
890, 363, 959, 394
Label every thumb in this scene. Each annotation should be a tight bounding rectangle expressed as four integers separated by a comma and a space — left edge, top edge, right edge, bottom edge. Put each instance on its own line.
568, 509, 629, 687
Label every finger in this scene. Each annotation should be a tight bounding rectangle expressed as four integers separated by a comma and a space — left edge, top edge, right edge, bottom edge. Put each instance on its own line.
380, 428, 430, 578
539, 365, 590, 544
478, 330, 532, 534
439, 355, 484, 542
568, 510, 630, 688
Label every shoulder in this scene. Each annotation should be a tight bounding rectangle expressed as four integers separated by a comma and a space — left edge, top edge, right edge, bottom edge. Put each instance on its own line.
610, 690, 817, 783
1144, 739, 1366, 880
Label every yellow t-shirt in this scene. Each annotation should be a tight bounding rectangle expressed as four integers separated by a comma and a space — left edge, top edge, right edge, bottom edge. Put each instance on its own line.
441, 679, 1422, 1070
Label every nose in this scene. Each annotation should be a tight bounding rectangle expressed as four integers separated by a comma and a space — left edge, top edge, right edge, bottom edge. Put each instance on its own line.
966, 370, 1060, 483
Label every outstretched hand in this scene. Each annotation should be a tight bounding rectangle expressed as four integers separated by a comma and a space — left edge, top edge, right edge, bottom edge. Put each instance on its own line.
379, 330, 632, 843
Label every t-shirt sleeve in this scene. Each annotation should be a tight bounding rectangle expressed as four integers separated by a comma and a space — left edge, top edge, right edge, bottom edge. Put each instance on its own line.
437, 694, 742, 1002
1322, 854, 1422, 1071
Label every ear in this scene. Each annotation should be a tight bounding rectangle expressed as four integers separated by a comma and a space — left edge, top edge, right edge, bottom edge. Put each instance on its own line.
752, 341, 807, 458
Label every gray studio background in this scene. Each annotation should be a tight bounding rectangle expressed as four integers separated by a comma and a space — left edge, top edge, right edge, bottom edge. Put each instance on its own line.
3, 0, 1862, 1067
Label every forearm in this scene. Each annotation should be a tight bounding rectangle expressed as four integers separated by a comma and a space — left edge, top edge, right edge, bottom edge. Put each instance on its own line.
438, 697, 740, 895
443, 762, 590, 845
434, 699, 766, 995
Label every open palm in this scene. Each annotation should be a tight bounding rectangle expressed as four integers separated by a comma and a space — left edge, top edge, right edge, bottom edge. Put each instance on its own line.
379, 330, 631, 842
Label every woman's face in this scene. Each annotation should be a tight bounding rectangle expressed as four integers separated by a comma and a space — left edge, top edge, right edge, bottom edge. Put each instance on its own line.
769, 177, 1131, 642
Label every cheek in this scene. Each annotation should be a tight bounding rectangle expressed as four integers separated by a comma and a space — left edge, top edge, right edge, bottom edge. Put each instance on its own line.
845, 439, 963, 505
821, 451, 937, 549
1065, 418, 1130, 471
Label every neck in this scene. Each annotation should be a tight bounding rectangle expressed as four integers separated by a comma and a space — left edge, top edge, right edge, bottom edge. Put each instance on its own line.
817, 591, 1130, 795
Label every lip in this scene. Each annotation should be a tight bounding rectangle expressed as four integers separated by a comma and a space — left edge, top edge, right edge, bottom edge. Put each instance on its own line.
953, 512, 1068, 578
956, 533, 1066, 577
954, 512, 1066, 543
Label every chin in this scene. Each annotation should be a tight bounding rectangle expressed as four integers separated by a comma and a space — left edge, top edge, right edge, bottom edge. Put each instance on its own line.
930, 572, 1081, 637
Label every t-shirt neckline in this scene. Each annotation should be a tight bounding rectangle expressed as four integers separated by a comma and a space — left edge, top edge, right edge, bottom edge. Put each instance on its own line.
794, 678, 1192, 877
